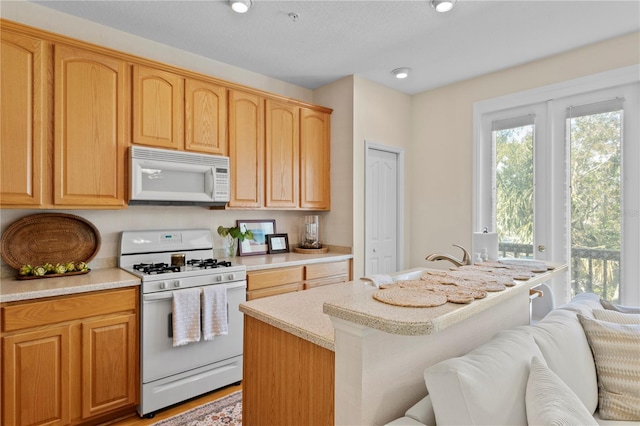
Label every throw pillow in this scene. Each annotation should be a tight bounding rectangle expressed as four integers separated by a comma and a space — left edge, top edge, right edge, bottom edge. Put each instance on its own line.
593, 308, 640, 325
424, 328, 543, 425
600, 298, 640, 314
525, 356, 597, 426
578, 314, 640, 420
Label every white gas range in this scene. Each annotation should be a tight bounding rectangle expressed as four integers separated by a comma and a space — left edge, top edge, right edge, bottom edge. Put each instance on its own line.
119, 229, 246, 418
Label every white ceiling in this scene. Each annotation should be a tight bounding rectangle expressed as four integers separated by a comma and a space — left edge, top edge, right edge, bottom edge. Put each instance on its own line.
30, 0, 640, 95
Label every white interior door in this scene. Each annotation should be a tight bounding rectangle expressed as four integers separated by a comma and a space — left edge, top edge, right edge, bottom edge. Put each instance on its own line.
365, 142, 402, 275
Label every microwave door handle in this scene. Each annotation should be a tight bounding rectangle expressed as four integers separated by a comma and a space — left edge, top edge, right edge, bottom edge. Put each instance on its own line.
205, 167, 215, 199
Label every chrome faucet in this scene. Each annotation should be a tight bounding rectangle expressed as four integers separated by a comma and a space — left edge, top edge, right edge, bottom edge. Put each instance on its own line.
425, 244, 472, 267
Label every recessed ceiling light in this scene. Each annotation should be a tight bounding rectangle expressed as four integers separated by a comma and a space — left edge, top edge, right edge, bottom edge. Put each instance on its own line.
431, 0, 456, 13
392, 68, 410, 79
230, 0, 252, 14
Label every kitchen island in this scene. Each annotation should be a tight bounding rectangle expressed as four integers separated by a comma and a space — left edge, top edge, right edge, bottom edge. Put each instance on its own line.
239, 263, 567, 425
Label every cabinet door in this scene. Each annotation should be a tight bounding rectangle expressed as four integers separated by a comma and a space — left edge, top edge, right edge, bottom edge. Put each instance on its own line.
265, 100, 299, 208
2, 326, 71, 426
300, 108, 331, 210
228, 89, 264, 208
81, 313, 137, 418
0, 31, 48, 207
185, 78, 227, 155
132, 65, 184, 149
54, 44, 128, 207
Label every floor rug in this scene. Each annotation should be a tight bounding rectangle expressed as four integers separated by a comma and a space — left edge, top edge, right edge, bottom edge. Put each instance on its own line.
152, 391, 242, 426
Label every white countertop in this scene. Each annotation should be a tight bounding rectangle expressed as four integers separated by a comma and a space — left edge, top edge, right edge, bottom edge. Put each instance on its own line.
0, 251, 352, 303
0, 268, 141, 303
240, 263, 568, 350
233, 249, 352, 271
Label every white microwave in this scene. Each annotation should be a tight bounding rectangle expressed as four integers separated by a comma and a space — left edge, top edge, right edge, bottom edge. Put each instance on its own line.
129, 146, 230, 207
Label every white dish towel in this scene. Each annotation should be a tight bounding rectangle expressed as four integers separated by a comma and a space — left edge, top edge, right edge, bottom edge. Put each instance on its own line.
360, 274, 394, 288
202, 285, 228, 340
172, 287, 202, 347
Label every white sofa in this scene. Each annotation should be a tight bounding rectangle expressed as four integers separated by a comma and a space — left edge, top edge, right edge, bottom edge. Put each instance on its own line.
386, 293, 640, 426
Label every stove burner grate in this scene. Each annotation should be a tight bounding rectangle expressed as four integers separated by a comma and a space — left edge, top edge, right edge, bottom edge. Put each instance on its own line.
133, 263, 181, 275
187, 258, 232, 269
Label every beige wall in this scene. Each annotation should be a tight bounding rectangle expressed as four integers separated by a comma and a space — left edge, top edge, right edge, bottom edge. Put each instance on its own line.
352, 76, 412, 278
410, 32, 640, 269
313, 77, 355, 250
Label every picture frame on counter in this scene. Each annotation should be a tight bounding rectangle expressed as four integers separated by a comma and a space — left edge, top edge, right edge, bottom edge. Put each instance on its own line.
266, 233, 289, 254
237, 219, 276, 256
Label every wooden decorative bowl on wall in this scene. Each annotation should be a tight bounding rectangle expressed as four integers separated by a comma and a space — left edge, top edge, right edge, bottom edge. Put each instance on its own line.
1, 213, 101, 275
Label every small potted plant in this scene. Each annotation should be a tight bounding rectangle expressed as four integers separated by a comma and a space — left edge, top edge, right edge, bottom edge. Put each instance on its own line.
217, 225, 253, 257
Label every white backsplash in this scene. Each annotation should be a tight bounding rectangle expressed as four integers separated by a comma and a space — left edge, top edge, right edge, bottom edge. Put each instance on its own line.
0, 207, 328, 276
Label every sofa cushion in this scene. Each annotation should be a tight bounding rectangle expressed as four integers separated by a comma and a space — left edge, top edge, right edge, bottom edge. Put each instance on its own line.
530, 308, 598, 413
600, 298, 640, 314
525, 356, 597, 426
557, 292, 602, 316
384, 416, 427, 426
424, 328, 543, 425
594, 410, 640, 426
578, 314, 640, 420
593, 308, 640, 324
404, 395, 436, 426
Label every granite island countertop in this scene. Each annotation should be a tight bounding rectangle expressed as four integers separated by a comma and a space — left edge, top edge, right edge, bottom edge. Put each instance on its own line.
0, 268, 141, 303
239, 263, 568, 350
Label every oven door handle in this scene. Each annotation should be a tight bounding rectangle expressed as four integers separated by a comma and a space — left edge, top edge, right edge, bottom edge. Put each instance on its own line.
143, 280, 246, 302
144, 292, 176, 302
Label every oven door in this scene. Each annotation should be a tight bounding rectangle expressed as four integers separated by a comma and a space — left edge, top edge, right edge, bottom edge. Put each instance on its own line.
141, 281, 245, 383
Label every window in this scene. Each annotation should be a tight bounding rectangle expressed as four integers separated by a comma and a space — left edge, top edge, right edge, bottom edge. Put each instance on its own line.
569, 100, 623, 301
474, 66, 639, 306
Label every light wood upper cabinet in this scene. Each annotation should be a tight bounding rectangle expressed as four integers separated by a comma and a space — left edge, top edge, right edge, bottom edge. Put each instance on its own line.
300, 108, 331, 210
185, 79, 227, 155
265, 99, 299, 208
0, 31, 48, 206
228, 89, 264, 208
228, 98, 332, 211
0, 21, 332, 211
54, 44, 128, 207
132, 64, 184, 149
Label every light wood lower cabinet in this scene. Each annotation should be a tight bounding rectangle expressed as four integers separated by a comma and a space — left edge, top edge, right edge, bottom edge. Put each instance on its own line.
243, 316, 334, 426
247, 260, 352, 300
1, 288, 139, 426
246, 266, 304, 301
304, 260, 351, 289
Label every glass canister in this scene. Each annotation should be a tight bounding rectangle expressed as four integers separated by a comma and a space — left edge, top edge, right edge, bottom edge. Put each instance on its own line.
300, 215, 322, 249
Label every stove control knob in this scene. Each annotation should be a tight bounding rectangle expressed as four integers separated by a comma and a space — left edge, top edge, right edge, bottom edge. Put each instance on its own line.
159, 282, 167, 290
216, 275, 223, 282
227, 273, 235, 281
173, 280, 181, 288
